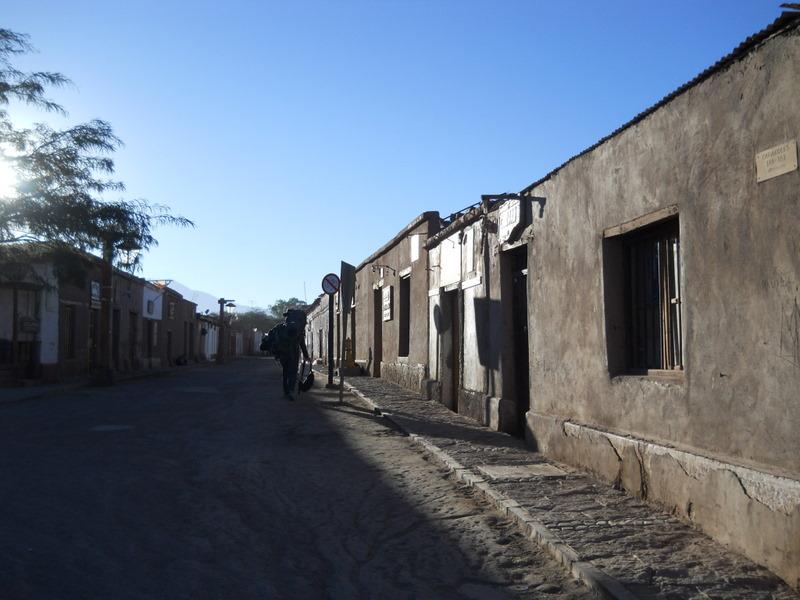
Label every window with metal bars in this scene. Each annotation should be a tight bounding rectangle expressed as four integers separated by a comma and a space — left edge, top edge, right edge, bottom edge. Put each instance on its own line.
623, 218, 682, 371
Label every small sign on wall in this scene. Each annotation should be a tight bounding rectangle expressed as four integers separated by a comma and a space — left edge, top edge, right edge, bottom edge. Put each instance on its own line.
756, 140, 797, 183
497, 199, 522, 243
90, 281, 101, 309
382, 285, 393, 321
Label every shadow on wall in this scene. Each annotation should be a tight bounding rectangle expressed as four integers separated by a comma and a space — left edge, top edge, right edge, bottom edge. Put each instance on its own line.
433, 296, 502, 374
472, 297, 500, 371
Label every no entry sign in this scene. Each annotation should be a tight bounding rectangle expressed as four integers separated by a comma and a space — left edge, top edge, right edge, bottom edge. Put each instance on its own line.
321, 273, 341, 295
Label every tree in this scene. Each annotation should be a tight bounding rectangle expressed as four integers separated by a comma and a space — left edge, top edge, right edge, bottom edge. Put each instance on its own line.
0, 28, 191, 270
0, 28, 192, 383
268, 297, 308, 320
231, 308, 280, 333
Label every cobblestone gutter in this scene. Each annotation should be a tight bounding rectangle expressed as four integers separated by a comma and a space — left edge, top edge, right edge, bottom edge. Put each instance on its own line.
324, 372, 799, 599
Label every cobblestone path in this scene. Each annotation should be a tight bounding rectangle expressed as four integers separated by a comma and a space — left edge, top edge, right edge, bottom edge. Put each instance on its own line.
340, 374, 798, 599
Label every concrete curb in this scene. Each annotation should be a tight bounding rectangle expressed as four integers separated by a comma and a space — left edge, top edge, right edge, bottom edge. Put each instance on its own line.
323, 372, 639, 600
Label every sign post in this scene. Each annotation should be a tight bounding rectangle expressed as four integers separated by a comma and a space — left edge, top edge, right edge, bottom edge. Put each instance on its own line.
321, 273, 340, 388
339, 262, 356, 404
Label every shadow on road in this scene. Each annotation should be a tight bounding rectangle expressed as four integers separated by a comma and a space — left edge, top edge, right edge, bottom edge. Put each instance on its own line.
0, 357, 589, 600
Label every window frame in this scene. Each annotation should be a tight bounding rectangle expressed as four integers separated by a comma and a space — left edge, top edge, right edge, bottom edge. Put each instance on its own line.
603, 207, 683, 379
398, 274, 411, 358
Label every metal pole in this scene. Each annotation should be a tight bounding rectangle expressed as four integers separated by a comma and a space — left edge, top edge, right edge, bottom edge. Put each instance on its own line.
338, 302, 344, 403
216, 298, 225, 364
327, 293, 334, 387
338, 349, 344, 403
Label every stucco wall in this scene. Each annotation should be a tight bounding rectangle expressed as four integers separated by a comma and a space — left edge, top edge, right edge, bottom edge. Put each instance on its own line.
426, 206, 533, 433
526, 26, 800, 478
354, 213, 439, 393
523, 25, 800, 587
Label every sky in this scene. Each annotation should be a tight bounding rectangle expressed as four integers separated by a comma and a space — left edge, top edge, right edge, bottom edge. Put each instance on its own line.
2, 0, 784, 311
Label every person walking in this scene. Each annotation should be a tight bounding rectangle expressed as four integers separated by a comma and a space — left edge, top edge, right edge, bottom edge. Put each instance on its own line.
271, 309, 309, 400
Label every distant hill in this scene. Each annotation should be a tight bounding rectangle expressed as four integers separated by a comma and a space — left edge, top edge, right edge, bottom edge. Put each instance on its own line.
167, 281, 255, 315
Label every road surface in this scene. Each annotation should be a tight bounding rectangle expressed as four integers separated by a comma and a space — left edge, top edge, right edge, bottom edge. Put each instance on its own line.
0, 358, 591, 599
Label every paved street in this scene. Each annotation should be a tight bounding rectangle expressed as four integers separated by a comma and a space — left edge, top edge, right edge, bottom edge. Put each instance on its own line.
0, 358, 591, 599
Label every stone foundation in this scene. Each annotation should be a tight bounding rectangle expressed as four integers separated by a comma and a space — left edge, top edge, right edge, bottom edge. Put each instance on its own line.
527, 412, 800, 590
458, 388, 519, 434
380, 361, 427, 395
423, 378, 441, 402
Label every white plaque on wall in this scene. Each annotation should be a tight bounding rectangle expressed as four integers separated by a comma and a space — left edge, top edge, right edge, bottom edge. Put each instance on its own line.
382, 285, 393, 321
756, 140, 797, 183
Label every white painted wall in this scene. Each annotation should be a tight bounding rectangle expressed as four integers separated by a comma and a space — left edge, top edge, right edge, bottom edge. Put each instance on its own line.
439, 232, 462, 287
37, 264, 59, 365
200, 320, 218, 359
142, 284, 163, 320
462, 284, 481, 392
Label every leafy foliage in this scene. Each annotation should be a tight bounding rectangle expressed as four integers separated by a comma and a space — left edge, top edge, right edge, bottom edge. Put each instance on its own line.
268, 297, 308, 320
0, 28, 192, 273
0, 29, 69, 114
231, 308, 280, 334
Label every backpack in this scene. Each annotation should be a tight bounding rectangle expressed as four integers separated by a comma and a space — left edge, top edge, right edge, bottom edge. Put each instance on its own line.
262, 321, 302, 357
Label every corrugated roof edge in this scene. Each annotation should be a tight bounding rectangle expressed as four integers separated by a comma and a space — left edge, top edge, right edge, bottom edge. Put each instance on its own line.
426, 197, 518, 249
355, 211, 441, 272
519, 11, 800, 196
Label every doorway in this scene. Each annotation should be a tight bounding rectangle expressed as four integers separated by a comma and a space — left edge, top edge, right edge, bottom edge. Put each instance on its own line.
112, 309, 120, 370
146, 320, 155, 366
128, 312, 138, 369
166, 330, 173, 366
372, 288, 383, 377
440, 289, 461, 412
510, 247, 530, 433
89, 309, 99, 370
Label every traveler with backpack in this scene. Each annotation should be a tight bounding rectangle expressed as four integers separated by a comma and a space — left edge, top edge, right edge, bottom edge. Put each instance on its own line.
261, 308, 310, 400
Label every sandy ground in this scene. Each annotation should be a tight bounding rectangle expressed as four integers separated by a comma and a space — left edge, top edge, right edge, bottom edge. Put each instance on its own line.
0, 358, 591, 599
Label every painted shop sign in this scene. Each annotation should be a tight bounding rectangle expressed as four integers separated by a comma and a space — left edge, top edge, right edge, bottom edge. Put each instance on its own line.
382, 285, 393, 321
756, 140, 797, 183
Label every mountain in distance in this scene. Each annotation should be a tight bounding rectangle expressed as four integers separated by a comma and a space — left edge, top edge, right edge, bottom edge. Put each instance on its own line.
166, 281, 256, 315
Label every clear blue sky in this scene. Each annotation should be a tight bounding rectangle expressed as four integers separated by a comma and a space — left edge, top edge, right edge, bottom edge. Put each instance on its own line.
3, 0, 783, 309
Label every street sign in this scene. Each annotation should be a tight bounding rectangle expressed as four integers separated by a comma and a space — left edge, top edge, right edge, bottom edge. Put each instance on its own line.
321, 273, 341, 295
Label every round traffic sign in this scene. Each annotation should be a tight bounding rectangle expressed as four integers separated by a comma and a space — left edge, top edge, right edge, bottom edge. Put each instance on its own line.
321, 273, 341, 295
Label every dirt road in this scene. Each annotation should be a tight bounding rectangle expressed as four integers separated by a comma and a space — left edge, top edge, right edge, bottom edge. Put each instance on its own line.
0, 358, 591, 599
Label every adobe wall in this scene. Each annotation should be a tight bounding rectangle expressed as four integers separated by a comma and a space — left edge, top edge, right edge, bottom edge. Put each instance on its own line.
524, 26, 800, 587
355, 213, 439, 394
427, 206, 532, 434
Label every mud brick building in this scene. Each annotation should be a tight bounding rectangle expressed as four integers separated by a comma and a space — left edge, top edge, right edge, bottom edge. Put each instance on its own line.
0, 249, 217, 383
425, 196, 537, 435
0, 249, 148, 382
305, 11, 800, 589
152, 282, 198, 366
518, 13, 800, 587
353, 212, 441, 393
305, 294, 330, 365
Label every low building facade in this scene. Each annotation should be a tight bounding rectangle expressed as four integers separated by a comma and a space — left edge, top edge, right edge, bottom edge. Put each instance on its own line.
520, 13, 800, 588
353, 212, 441, 394
426, 197, 536, 434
